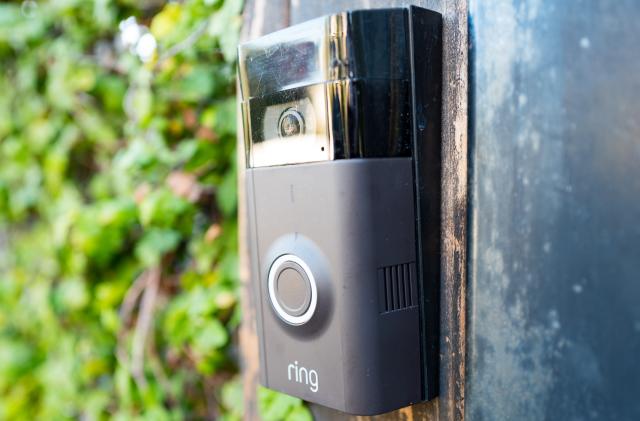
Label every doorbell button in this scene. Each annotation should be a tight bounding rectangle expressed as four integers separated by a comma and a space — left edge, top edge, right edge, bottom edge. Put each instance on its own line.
275, 266, 312, 316
268, 254, 317, 325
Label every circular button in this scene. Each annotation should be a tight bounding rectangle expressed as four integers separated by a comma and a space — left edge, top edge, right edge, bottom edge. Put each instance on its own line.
268, 255, 317, 326
275, 266, 312, 316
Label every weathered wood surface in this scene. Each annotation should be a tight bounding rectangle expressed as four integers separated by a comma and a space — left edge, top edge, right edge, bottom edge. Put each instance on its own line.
238, 1, 467, 420
238, 3, 290, 421
437, 1, 467, 420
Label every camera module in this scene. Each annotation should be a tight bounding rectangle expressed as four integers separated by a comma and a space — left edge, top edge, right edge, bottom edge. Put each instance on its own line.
278, 108, 305, 138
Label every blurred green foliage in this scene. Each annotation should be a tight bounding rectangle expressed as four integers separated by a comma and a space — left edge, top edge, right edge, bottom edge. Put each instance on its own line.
0, 0, 313, 418
0, 0, 251, 419
258, 387, 313, 421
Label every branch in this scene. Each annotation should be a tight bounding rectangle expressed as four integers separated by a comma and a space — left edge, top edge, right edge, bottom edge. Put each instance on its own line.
130, 265, 161, 390
116, 270, 149, 370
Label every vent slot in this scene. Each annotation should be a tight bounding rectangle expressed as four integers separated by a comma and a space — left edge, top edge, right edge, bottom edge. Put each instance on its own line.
379, 262, 417, 313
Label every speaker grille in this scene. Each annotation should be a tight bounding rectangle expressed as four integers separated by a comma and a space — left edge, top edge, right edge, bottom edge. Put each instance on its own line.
379, 262, 417, 313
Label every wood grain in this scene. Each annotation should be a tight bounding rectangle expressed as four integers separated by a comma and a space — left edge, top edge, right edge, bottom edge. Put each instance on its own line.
238, 1, 290, 420
438, 1, 467, 420
238, 1, 467, 420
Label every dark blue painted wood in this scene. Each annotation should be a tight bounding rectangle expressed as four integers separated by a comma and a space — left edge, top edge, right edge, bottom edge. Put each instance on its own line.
467, 1, 640, 420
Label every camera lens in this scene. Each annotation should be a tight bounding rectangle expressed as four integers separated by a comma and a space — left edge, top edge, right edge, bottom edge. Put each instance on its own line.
278, 108, 305, 138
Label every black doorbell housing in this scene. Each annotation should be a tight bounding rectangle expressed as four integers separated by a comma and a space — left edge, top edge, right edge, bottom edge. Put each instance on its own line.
239, 6, 442, 416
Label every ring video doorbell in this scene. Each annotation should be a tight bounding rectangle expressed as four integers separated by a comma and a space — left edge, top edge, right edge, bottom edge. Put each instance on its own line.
239, 6, 442, 416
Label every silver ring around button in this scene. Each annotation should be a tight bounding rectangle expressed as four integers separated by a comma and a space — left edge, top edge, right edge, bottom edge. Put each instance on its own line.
268, 254, 317, 326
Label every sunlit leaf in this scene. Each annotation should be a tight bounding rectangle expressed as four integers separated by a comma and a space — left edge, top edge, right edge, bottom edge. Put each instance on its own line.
135, 228, 181, 266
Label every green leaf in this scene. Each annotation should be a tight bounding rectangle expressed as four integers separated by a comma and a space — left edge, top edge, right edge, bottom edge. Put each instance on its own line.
285, 405, 314, 421
94, 74, 127, 112
0, 339, 35, 382
217, 166, 237, 217
221, 376, 244, 416
259, 387, 303, 421
192, 318, 228, 355
208, 0, 244, 62
135, 228, 182, 266
211, 97, 237, 137
174, 66, 215, 102
54, 278, 89, 311
150, 3, 183, 41
138, 188, 193, 229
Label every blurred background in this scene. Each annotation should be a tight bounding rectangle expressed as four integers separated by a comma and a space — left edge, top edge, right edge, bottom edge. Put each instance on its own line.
0, 0, 310, 419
